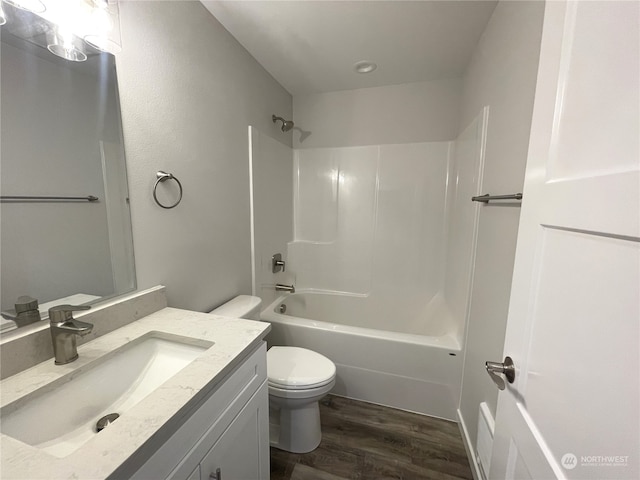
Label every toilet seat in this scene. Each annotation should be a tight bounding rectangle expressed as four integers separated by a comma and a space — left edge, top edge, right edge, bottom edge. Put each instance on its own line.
267, 346, 336, 390
268, 378, 336, 400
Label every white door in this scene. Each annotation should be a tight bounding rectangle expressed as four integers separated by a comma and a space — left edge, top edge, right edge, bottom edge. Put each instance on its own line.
488, 1, 639, 479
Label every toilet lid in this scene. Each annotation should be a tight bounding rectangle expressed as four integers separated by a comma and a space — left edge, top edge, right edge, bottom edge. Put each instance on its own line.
267, 346, 336, 390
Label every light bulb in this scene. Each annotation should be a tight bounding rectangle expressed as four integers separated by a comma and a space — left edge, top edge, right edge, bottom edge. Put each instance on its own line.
84, 0, 121, 54
47, 25, 87, 62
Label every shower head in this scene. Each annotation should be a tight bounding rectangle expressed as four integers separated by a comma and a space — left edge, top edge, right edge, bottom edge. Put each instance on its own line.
281, 120, 294, 132
272, 114, 294, 132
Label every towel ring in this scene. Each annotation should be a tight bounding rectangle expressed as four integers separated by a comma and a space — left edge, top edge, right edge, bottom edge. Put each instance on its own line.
153, 171, 183, 209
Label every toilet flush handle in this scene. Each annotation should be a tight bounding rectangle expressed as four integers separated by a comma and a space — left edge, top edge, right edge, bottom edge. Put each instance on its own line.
209, 468, 221, 480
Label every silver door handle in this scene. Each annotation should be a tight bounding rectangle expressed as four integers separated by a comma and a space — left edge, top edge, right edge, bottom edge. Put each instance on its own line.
485, 356, 515, 390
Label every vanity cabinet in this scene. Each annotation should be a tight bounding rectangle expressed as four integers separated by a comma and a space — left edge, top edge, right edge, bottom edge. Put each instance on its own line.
127, 343, 269, 480
197, 387, 265, 480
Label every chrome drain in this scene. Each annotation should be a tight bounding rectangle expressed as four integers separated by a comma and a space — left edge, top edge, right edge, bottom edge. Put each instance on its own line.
278, 304, 287, 314
96, 413, 120, 432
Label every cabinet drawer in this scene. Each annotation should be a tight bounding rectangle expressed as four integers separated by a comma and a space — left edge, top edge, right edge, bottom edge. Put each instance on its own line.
130, 342, 267, 480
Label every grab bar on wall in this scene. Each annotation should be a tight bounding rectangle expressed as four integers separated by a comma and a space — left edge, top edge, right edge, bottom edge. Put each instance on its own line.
0, 195, 99, 202
471, 193, 523, 203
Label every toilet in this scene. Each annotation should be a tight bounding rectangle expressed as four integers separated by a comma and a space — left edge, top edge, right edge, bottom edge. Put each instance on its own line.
210, 295, 336, 453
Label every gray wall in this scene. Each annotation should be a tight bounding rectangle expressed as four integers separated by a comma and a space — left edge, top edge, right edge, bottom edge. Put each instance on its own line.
457, 0, 544, 450
293, 78, 462, 148
116, 1, 292, 312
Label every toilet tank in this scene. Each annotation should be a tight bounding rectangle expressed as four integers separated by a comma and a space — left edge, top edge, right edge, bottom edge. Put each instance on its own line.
209, 295, 262, 320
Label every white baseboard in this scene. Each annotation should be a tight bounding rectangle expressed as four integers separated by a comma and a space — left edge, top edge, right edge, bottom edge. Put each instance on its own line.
457, 408, 483, 480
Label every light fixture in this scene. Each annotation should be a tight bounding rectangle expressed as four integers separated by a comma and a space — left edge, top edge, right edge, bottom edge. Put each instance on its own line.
2, 0, 123, 61
83, 0, 122, 54
354, 61, 377, 74
47, 25, 87, 62
3, 0, 46, 14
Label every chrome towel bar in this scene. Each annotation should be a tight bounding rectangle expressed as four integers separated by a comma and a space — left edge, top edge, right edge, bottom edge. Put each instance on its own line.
472, 193, 523, 203
0, 195, 99, 202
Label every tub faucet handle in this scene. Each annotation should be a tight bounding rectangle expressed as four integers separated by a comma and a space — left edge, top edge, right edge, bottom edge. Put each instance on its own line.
272, 253, 286, 273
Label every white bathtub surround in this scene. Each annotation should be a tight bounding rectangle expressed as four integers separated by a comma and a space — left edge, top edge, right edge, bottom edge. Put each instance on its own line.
248, 127, 295, 307
255, 138, 495, 419
0, 303, 270, 479
0, 286, 167, 380
444, 109, 488, 343
278, 289, 453, 338
263, 294, 462, 420
289, 141, 457, 335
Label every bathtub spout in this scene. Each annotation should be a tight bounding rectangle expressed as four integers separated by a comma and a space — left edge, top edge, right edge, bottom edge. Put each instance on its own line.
275, 284, 295, 293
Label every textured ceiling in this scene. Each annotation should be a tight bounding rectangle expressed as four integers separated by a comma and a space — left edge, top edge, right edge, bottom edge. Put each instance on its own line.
201, 1, 497, 95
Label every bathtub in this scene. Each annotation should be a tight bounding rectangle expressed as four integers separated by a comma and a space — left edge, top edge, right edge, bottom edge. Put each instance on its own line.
261, 291, 463, 420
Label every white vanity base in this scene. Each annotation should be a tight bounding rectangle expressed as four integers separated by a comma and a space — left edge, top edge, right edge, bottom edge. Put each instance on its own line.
129, 343, 269, 480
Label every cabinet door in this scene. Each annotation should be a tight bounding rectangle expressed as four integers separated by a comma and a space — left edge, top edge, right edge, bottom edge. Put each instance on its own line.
200, 382, 269, 480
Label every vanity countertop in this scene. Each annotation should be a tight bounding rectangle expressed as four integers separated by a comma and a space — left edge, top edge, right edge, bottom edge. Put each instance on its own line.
0, 307, 270, 479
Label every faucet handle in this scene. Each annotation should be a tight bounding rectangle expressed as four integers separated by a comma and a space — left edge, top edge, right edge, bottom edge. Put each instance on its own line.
15, 295, 39, 314
272, 253, 286, 273
48, 304, 91, 323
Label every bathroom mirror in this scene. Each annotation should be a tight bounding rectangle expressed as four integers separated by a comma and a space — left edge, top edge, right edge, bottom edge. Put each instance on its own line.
0, 5, 135, 332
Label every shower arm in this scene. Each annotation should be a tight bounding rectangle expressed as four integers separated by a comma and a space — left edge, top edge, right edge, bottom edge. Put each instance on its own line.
272, 114, 294, 132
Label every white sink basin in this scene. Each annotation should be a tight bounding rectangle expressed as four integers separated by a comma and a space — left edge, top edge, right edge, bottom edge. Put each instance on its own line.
0, 331, 213, 457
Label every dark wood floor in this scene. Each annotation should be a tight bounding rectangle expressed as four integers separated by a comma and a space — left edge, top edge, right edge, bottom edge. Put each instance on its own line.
270, 395, 473, 480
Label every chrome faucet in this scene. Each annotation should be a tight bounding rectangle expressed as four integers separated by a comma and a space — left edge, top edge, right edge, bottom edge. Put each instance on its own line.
49, 305, 92, 365
275, 284, 295, 293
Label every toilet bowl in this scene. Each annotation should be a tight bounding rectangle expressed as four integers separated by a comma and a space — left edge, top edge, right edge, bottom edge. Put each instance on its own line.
267, 346, 336, 453
210, 295, 336, 453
